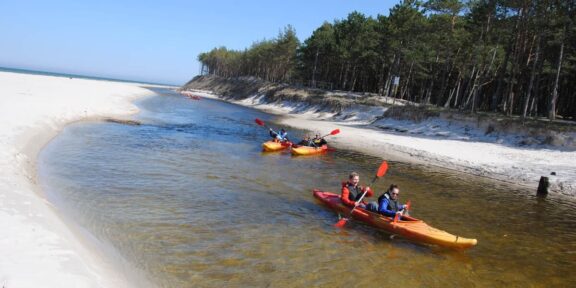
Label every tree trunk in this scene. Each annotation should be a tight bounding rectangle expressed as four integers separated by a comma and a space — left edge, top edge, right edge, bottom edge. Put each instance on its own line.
445, 74, 461, 108
377, 60, 386, 94
463, 66, 478, 109
311, 47, 320, 87
522, 34, 541, 119
401, 61, 414, 100
424, 55, 439, 104
453, 76, 463, 107
492, 8, 521, 111
505, 59, 518, 116
342, 63, 351, 90
383, 54, 397, 97
350, 65, 358, 91
530, 50, 545, 117
549, 27, 566, 121
438, 49, 460, 106
338, 63, 345, 90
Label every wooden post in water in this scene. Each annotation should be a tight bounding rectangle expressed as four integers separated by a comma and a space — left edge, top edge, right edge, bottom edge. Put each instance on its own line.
537, 176, 549, 196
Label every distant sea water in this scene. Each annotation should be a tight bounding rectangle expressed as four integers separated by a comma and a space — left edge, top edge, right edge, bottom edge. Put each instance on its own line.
0, 66, 178, 87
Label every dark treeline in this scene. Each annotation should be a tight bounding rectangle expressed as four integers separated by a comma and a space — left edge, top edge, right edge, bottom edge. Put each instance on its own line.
198, 26, 300, 84
198, 0, 576, 121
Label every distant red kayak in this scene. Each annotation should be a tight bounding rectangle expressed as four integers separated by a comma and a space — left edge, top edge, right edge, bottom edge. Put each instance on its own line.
179, 91, 201, 100
313, 190, 477, 249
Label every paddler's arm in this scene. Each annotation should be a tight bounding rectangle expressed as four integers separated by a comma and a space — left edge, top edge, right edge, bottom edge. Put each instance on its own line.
360, 186, 373, 200
378, 197, 397, 217
341, 186, 355, 207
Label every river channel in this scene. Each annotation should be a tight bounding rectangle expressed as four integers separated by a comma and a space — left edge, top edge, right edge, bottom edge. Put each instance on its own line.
38, 89, 576, 287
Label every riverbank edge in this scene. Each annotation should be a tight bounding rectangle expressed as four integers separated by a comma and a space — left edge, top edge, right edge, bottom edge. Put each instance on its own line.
179, 84, 576, 197
183, 75, 576, 146
0, 71, 170, 287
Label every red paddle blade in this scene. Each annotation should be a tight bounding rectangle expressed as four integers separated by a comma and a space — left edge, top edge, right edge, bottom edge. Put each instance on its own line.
255, 118, 265, 126
334, 217, 348, 228
406, 200, 411, 211
376, 161, 389, 178
393, 213, 400, 223
330, 129, 340, 135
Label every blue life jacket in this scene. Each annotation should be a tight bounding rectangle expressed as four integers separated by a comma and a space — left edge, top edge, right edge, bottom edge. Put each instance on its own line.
277, 131, 288, 141
378, 192, 401, 217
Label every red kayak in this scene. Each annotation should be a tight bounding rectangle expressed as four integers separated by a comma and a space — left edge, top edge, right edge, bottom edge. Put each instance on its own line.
313, 190, 477, 249
180, 91, 201, 100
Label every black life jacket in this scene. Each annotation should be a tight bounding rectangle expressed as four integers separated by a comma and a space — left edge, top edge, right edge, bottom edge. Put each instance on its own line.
378, 192, 400, 212
313, 138, 327, 145
346, 182, 363, 202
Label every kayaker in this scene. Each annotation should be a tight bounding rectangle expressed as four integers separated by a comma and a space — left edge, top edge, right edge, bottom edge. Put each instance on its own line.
269, 128, 289, 142
312, 133, 328, 146
377, 184, 408, 217
297, 135, 312, 146
341, 172, 377, 211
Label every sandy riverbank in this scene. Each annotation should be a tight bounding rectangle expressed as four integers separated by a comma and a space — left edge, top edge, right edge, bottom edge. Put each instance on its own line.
188, 89, 576, 197
0, 71, 165, 287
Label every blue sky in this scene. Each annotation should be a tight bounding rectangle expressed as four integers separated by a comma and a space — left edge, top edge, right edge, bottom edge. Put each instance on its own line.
0, 1, 396, 85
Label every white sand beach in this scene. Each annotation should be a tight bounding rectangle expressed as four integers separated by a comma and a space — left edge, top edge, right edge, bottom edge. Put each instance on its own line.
0, 71, 159, 287
190, 90, 576, 197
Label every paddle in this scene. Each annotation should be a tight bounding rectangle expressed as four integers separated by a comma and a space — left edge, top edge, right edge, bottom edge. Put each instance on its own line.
255, 118, 292, 145
254, 118, 270, 129
310, 129, 340, 148
320, 129, 340, 138
335, 161, 389, 228
393, 200, 411, 223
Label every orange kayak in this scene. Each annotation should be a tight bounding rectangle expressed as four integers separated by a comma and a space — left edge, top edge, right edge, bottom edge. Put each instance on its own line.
291, 144, 328, 156
313, 190, 477, 249
262, 141, 292, 152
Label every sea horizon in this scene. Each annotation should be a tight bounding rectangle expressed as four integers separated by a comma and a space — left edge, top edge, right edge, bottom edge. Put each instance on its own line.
0, 66, 180, 87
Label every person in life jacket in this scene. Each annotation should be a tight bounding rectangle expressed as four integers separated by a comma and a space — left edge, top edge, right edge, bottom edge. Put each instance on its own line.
377, 184, 408, 217
340, 172, 378, 212
312, 133, 328, 146
269, 128, 289, 142
297, 135, 313, 146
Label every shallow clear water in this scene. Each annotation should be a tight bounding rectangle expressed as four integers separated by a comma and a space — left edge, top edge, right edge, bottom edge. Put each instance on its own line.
39, 89, 576, 287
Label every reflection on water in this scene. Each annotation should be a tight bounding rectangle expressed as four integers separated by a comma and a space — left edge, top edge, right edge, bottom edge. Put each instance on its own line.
39, 89, 576, 287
